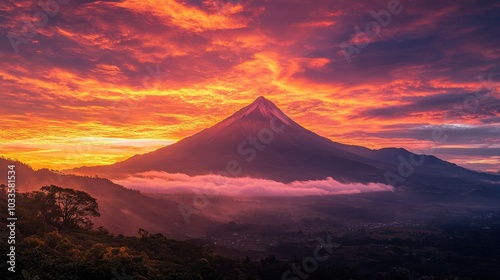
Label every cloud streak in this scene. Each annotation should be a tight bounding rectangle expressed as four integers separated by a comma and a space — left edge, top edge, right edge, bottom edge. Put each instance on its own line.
114, 171, 394, 196
0, 0, 499, 171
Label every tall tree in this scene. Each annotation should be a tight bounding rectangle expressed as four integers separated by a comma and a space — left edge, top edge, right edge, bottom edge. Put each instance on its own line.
39, 185, 100, 229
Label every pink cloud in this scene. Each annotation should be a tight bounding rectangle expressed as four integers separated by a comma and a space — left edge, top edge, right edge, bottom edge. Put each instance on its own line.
114, 171, 394, 196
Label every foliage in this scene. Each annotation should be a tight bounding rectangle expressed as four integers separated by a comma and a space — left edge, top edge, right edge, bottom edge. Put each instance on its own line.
0, 186, 494, 279
22, 269, 40, 280
39, 185, 100, 229
19, 185, 100, 230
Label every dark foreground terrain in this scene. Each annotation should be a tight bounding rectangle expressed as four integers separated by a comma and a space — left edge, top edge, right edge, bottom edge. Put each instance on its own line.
1, 188, 500, 280
2, 224, 500, 280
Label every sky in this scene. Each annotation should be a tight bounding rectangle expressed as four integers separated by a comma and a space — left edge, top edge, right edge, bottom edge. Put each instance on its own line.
0, 0, 499, 173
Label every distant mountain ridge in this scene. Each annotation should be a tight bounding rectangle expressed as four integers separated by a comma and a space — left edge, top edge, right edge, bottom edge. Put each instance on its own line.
72, 96, 500, 195
0, 157, 189, 236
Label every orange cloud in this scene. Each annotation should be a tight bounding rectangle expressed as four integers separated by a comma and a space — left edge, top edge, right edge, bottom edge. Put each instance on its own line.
115, 0, 250, 32
0, 0, 498, 172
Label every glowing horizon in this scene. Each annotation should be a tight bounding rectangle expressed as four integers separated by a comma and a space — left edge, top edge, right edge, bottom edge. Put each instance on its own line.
0, 0, 499, 173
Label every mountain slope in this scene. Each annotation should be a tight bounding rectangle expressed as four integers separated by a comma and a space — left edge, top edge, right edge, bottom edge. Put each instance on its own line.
72, 97, 500, 193
73, 96, 385, 183
0, 157, 217, 236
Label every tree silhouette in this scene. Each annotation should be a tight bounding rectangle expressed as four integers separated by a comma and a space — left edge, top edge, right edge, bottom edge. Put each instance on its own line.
0, 184, 6, 199
22, 269, 40, 280
138, 228, 149, 241
39, 185, 100, 229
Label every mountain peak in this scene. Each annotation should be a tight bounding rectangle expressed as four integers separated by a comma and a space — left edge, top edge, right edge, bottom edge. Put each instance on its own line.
249, 96, 276, 109
241, 96, 291, 124
71, 95, 500, 192
214, 96, 292, 129
254, 95, 269, 103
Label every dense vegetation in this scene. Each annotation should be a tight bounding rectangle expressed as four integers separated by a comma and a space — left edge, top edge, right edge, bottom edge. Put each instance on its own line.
6, 186, 260, 280
1, 186, 498, 279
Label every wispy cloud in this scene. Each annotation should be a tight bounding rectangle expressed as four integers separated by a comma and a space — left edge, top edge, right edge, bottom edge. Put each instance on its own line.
0, 0, 499, 171
114, 171, 394, 196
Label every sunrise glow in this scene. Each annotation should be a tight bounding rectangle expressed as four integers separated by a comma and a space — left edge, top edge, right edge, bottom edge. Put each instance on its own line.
0, 0, 498, 172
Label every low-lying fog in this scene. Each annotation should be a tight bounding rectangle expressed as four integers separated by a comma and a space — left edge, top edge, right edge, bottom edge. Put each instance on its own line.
113, 171, 394, 196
